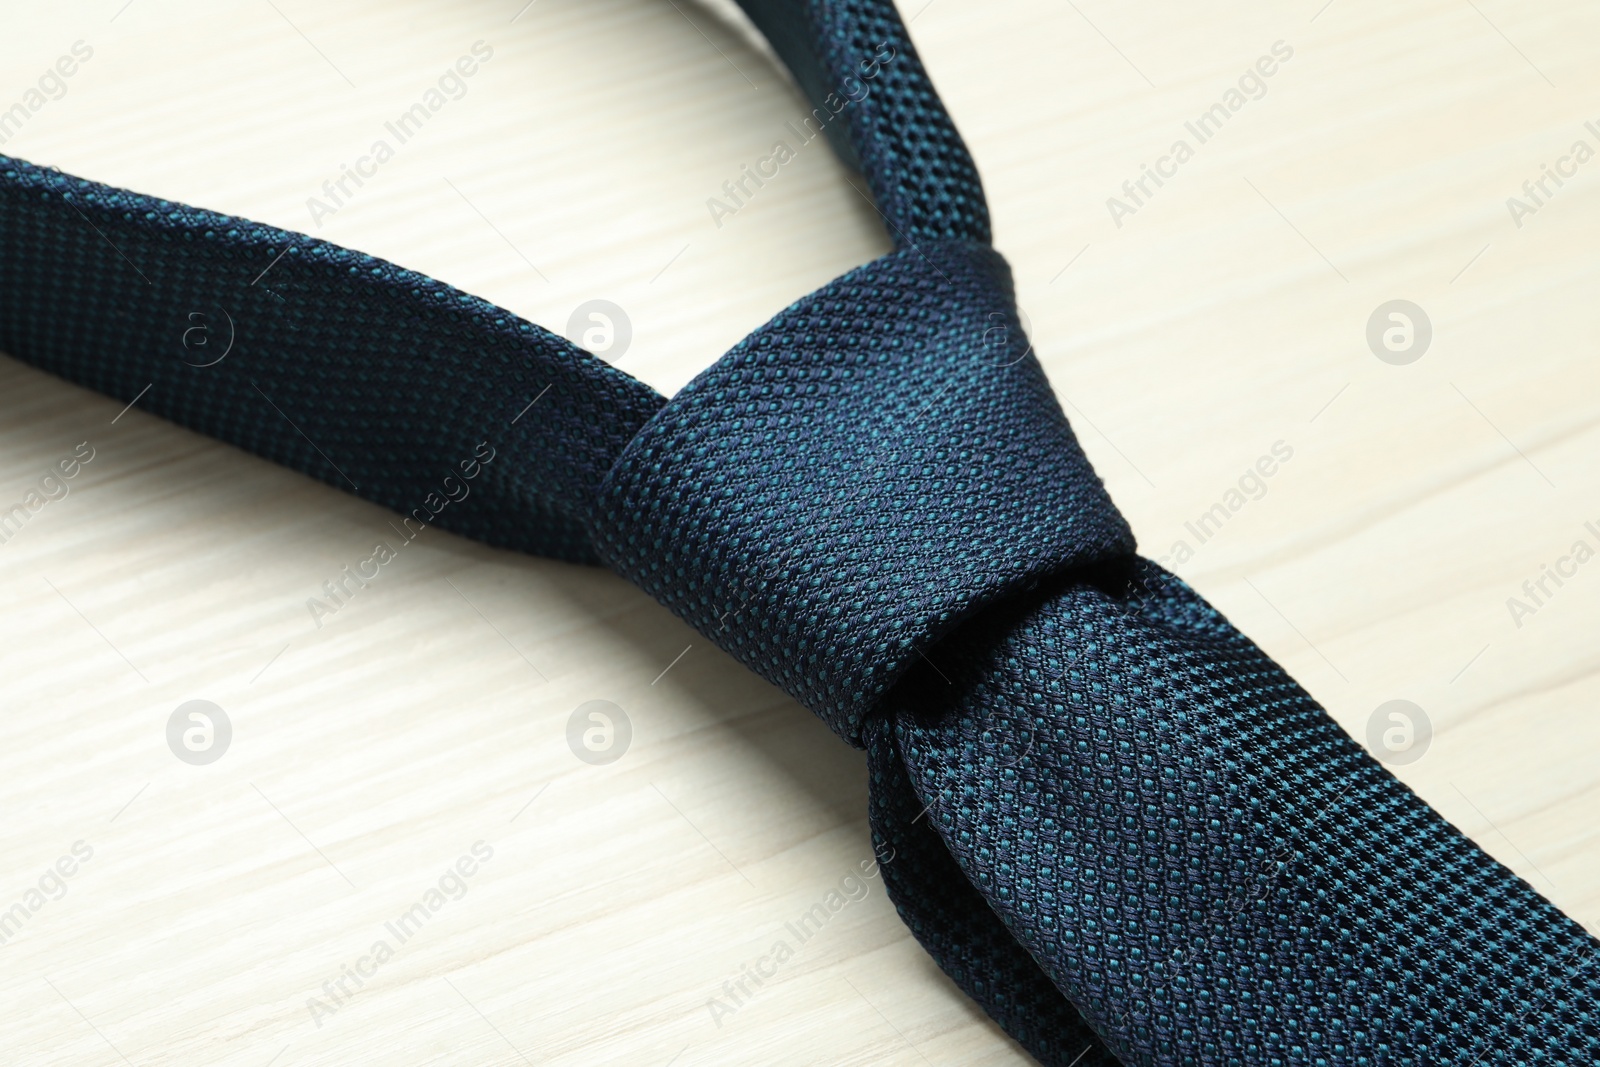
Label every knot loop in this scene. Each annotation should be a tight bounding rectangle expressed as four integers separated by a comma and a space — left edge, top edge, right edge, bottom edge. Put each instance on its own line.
591, 238, 1134, 744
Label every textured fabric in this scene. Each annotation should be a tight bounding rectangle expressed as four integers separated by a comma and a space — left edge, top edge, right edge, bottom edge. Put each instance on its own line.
736, 0, 991, 243
867, 713, 1120, 1065
3, 2, 1599, 1064
0, 159, 664, 565
592, 237, 1132, 743
885, 559, 1600, 1064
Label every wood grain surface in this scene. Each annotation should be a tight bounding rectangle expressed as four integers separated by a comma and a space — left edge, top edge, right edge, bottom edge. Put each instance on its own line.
3, 1, 1598, 1064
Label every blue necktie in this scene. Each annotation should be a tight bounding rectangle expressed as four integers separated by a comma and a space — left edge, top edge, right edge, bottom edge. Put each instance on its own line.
4, 2, 1597, 1063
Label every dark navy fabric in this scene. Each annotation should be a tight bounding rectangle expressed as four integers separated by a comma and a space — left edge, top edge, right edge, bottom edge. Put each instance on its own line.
735, 0, 991, 244
0, 158, 663, 564
592, 237, 1132, 744
886, 558, 1600, 1064
3, 2, 1598, 1064
867, 712, 1122, 1066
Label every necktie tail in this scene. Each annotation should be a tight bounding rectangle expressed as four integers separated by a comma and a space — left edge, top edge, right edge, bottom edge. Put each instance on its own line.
866, 714, 1121, 1067
880, 558, 1600, 1064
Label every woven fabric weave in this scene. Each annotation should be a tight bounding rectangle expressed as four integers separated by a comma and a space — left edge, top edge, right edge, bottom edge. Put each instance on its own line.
2, 1, 1598, 1064
885, 559, 1600, 1064
0, 161, 665, 565
591, 236, 1132, 743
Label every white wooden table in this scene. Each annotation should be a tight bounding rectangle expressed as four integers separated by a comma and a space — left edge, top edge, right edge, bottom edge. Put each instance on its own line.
3, 1, 1597, 1063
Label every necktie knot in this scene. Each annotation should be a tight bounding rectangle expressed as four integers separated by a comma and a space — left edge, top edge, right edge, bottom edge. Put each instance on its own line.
8, 3, 1600, 1062
591, 237, 1134, 744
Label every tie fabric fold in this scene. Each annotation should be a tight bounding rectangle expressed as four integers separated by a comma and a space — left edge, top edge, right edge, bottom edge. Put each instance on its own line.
880, 558, 1600, 1064
3, 1, 1597, 1063
590, 236, 1134, 744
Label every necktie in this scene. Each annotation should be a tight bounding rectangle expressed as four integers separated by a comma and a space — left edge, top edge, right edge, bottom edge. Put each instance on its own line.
4, 1, 1597, 1063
